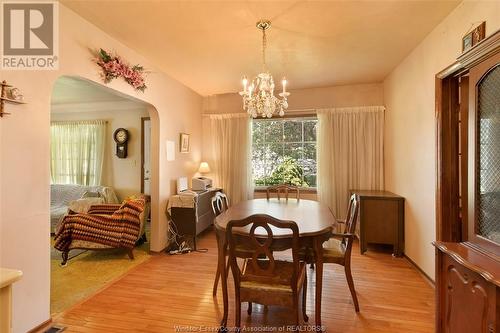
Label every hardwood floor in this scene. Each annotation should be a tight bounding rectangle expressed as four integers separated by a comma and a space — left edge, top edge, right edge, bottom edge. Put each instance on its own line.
51, 229, 434, 332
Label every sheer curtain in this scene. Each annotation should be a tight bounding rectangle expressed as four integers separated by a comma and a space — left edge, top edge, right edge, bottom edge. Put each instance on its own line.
51, 120, 106, 186
317, 106, 385, 221
208, 113, 253, 205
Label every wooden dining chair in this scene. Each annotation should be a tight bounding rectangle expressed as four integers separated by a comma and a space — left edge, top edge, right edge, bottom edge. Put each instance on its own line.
211, 192, 229, 216
266, 184, 300, 200
211, 192, 229, 296
327, 194, 360, 311
226, 214, 308, 327
301, 194, 361, 312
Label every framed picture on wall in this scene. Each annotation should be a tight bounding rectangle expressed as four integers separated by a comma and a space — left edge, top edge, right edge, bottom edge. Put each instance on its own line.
462, 32, 473, 52
180, 133, 190, 153
462, 21, 486, 52
472, 21, 486, 45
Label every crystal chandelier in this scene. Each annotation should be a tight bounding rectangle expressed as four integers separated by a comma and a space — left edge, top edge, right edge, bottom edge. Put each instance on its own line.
240, 20, 289, 118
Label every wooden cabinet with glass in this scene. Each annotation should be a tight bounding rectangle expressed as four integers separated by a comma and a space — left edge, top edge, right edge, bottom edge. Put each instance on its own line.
435, 30, 500, 333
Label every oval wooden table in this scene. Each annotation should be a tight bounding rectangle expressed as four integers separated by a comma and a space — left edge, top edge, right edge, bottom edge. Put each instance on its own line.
214, 198, 335, 329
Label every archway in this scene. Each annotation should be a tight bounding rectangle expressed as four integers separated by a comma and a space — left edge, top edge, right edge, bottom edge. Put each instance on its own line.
49, 75, 161, 314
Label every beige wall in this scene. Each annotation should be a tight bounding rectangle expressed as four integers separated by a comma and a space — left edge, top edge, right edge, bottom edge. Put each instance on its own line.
201, 83, 384, 200
51, 107, 149, 200
383, 1, 500, 278
0, 4, 202, 332
203, 83, 383, 114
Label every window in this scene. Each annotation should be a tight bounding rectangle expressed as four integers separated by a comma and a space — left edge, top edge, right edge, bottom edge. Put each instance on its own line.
252, 117, 317, 188
50, 120, 106, 186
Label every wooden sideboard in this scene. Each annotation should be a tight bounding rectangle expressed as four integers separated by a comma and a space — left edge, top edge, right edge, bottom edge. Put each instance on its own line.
351, 190, 405, 257
434, 242, 499, 333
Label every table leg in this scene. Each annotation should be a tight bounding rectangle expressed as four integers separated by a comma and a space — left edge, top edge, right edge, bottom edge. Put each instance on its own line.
0, 285, 13, 333
216, 230, 228, 329
313, 237, 324, 327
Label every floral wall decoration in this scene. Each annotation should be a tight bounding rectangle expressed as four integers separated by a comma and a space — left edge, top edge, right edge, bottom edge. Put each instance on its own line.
94, 48, 147, 92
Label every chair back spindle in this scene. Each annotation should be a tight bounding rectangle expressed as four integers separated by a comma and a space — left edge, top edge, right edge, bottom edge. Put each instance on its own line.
342, 194, 359, 253
266, 184, 300, 200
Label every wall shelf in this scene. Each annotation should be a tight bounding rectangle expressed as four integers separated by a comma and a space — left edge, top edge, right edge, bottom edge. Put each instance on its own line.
0, 80, 26, 118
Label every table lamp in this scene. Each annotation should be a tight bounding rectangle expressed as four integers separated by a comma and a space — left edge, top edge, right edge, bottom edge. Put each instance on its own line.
198, 161, 211, 174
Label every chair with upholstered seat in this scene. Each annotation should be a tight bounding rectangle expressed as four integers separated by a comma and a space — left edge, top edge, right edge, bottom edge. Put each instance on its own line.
227, 214, 308, 326
301, 194, 360, 312
266, 184, 300, 200
211, 192, 229, 296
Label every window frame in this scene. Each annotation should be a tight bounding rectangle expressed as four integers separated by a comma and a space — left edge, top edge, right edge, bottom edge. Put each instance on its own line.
251, 114, 318, 190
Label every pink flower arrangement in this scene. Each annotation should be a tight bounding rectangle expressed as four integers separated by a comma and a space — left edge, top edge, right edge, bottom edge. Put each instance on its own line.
95, 49, 147, 92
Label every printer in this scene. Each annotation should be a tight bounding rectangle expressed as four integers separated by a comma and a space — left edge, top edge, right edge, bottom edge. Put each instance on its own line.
192, 177, 212, 191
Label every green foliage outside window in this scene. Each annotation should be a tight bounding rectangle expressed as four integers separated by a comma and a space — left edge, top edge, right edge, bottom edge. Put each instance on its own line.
252, 117, 317, 188
255, 156, 308, 187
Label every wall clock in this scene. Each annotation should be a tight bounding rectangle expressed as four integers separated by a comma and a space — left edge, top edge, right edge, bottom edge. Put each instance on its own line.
113, 128, 129, 158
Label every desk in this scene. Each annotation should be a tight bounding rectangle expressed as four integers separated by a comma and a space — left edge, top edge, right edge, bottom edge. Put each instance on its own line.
214, 198, 334, 327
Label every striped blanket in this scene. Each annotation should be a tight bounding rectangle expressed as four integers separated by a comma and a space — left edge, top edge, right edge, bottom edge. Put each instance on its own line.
54, 199, 145, 252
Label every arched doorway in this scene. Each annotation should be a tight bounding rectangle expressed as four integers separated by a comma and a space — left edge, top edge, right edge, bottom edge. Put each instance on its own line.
49, 75, 160, 315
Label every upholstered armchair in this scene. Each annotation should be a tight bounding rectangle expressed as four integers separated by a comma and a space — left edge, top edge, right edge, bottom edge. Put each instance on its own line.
54, 195, 149, 266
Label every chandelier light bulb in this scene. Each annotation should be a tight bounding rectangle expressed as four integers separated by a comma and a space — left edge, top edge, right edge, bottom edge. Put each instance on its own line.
282, 77, 287, 93
242, 76, 248, 92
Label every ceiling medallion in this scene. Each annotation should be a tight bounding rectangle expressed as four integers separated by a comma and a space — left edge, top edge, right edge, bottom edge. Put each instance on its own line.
240, 20, 289, 118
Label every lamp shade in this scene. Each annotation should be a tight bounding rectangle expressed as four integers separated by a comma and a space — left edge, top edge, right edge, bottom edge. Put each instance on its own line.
198, 161, 211, 173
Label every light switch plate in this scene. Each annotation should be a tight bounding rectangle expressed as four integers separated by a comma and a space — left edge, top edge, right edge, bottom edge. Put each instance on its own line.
166, 140, 175, 161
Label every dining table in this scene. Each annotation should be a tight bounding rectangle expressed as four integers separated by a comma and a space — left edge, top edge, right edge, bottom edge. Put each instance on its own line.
214, 198, 335, 328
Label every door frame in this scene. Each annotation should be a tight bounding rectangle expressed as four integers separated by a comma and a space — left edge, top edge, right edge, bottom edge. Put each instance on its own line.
141, 116, 151, 193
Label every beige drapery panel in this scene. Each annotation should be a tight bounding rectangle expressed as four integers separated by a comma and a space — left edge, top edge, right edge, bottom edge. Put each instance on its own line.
208, 113, 254, 205
317, 106, 385, 221
51, 120, 106, 186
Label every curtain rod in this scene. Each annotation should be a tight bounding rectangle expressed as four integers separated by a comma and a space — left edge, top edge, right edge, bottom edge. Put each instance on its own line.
285, 108, 316, 113
202, 109, 316, 117
50, 120, 109, 123
202, 106, 385, 117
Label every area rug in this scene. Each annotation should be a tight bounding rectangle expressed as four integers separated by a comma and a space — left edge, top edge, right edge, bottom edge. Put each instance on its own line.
51, 245, 85, 261
50, 234, 151, 315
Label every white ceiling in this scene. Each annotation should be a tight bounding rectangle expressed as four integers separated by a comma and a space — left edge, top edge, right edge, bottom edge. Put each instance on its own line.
62, 1, 460, 96
52, 76, 127, 105
51, 76, 147, 113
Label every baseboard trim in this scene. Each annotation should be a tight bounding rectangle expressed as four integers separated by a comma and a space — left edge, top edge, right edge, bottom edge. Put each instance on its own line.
27, 318, 52, 333
149, 245, 168, 254
404, 254, 435, 288
149, 249, 166, 255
